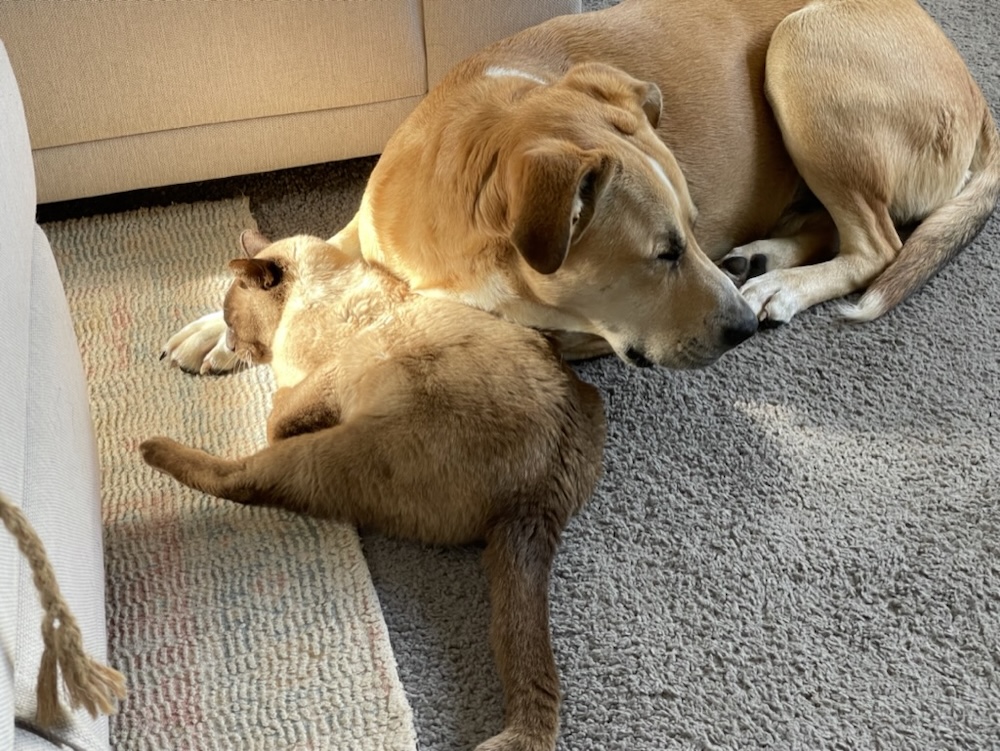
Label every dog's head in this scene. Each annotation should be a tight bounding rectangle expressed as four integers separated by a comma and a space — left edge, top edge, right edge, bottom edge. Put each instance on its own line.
364, 61, 757, 368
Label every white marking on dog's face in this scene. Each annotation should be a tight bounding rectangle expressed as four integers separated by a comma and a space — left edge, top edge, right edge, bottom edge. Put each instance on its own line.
484, 66, 547, 85
643, 154, 680, 209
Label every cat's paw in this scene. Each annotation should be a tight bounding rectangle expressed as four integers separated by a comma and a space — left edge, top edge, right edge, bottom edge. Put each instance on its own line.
160, 311, 241, 375
139, 436, 188, 476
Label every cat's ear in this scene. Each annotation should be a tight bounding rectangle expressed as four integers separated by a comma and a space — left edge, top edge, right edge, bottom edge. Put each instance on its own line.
228, 258, 283, 289
239, 228, 272, 258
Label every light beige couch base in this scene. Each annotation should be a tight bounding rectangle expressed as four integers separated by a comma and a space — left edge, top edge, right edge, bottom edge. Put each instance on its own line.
2, 0, 581, 204
34, 96, 423, 204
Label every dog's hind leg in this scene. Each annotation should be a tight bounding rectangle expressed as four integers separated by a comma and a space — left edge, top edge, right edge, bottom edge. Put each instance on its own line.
742, 0, 999, 324
477, 512, 562, 751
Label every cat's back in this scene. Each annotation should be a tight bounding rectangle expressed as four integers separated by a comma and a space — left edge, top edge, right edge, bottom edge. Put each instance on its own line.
395, 292, 602, 429
390, 293, 606, 512
277, 258, 603, 448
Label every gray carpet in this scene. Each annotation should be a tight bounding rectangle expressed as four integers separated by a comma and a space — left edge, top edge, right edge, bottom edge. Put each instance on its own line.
40, 0, 1000, 749
363, 2, 1000, 747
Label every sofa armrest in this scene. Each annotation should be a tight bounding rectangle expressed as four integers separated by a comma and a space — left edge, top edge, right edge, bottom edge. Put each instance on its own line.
0, 41, 110, 751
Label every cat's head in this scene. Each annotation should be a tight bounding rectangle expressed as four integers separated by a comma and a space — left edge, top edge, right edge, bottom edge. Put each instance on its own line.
222, 229, 297, 365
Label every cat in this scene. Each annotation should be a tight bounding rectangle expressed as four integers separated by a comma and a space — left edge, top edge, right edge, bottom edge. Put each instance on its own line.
141, 229, 606, 751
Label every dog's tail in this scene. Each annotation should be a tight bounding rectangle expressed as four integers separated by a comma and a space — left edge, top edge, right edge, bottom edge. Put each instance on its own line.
839, 110, 1000, 322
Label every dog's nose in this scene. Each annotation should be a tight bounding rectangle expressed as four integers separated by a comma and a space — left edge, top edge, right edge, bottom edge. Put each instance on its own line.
721, 314, 758, 348
625, 346, 655, 368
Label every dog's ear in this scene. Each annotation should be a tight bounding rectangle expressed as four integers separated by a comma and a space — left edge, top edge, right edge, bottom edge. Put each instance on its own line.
562, 62, 662, 130
508, 145, 612, 275
228, 258, 283, 289
638, 82, 662, 129
239, 228, 272, 258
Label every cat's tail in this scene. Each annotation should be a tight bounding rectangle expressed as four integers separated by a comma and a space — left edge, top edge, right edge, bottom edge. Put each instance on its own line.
478, 512, 562, 751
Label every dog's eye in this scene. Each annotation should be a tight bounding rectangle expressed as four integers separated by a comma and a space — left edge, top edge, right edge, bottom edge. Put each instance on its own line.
655, 230, 686, 263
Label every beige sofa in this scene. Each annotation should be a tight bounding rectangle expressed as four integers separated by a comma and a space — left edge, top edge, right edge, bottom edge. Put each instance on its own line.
0, 40, 110, 751
1, 0, 580, 204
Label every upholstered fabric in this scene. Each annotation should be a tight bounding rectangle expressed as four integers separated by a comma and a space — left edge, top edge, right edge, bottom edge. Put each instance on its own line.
0, 0, 581, 203
2, 1, 427, 148
13, 728, 69, 751
0, 42, 108, 751
11, 225, 109, 751
31, 95, 424, 205
0, 38, 33, 751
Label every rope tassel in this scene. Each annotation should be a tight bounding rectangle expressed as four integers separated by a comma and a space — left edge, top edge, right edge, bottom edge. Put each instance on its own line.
0, 491, 126, 727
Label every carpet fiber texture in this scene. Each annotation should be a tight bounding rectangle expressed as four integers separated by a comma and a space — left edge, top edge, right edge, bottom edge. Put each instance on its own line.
43, 199, 415, 751
39, 0, 1000, 749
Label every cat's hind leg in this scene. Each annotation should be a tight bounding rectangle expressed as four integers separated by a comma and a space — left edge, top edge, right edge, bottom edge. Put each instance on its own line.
140, 437, 253, 502
140, 424, 396, 522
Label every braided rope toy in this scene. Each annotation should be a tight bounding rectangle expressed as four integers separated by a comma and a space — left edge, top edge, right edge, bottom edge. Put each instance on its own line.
0, 491, 126, 727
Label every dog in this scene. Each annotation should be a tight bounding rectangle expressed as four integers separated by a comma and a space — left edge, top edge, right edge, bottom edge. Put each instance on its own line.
164, 0, 998, 374
142, 230, 607, 751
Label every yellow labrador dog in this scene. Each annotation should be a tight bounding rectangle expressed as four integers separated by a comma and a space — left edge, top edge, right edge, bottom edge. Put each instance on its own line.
165, 0, 999, 373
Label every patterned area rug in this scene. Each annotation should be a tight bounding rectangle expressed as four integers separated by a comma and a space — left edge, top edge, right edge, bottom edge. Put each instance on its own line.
44, 199, 415, 751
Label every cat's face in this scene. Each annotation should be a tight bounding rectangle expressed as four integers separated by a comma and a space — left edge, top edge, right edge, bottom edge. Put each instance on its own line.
223, 250, 292, 366
223, 230, 362, 366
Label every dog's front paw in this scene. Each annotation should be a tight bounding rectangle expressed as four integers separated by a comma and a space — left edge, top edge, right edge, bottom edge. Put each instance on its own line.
160, 311, 241, 375
740, 271, 803, 326
718, 248, 769, 287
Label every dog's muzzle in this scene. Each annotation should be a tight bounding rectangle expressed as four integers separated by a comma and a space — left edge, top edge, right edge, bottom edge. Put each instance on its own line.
721, 314, 758, 348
